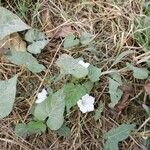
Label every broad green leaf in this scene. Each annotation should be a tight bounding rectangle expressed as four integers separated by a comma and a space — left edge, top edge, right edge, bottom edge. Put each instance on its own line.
56, 54, 88, 78
109, 87, 123, 108
64, 34, 80, 49
25, 29, 46, 42
33, 99, 48, 121
132, 67, 149, 79
15, 121, 46, 138
104, 140, 118, 150
34, 89, 65, 130
108, 72, 123, 108
64, 83, 87, 112
27, 121, 46, 135
55, 124, 71, 137
0, 6, 30, 40
88, 65, 101, 82
109, 79, 123, 108
94, 101, 104, 121
46, 86, 53, 95
104, 123, 135, 150
27, 40, 49, 54
104, 123, 135, 141
15, 123, 28, 138
46, 90, 65, 130
25, 29, 49, 54
82, 81, 94, 93
0, 75, 17, 119
80, 32, 94, 45
111, 50, 134, 67
127, 63, 149, 79
110, 71, 122, 85
7, 51, 45, 73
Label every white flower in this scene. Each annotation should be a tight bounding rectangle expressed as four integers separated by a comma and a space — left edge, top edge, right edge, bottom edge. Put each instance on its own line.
78, 60, 90, 68
77, 94, 95, 113
35, 89, 48, 104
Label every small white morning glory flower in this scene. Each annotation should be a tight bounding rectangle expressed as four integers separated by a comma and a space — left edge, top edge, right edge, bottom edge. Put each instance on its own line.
77, 94, 95, 113
35, 89, 48, 104
78, 60, 90, 68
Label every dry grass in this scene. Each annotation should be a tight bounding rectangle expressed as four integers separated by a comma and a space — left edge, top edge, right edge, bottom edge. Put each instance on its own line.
0, 0, 150, 149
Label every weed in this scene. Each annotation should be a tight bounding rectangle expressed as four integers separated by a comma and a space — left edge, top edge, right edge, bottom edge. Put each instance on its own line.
0, 0, 150, 150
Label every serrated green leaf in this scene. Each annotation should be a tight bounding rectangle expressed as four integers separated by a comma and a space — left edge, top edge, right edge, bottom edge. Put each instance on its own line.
56, 54, 88, 78
55, 124, 71, 137
127, 63, 149, 79
64, 34, 80, 49
104, 124, 135, 150
25, 29, 49, 54
80, 32, 94, 45
64, 83, 87, 112
94, 101, 104, 121
108, 72, 123, 108
34, 89, 65, 130
15, 123, 28, 138
88, 65, 101, 82
7, 51, 45, 73
0, 6, 30, 40
0, 75, 17, 119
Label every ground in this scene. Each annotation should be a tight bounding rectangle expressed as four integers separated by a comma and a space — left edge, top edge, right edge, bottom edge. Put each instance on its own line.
0, 0, 150, 150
